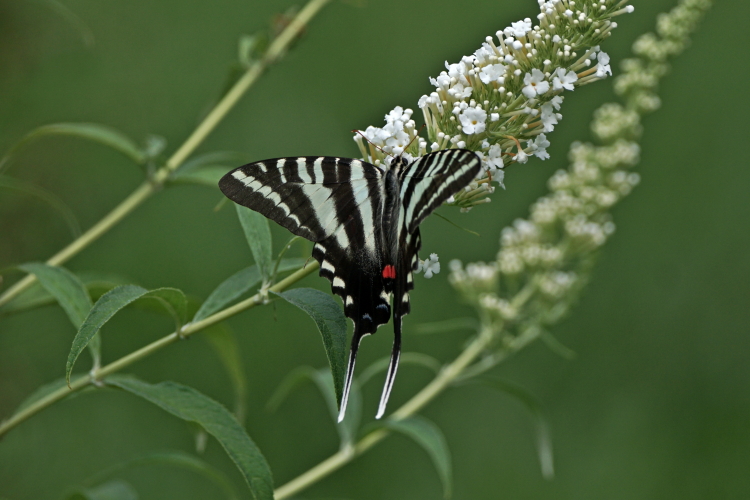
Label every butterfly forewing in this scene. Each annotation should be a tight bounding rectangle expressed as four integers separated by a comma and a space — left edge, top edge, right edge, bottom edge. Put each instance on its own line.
400, 149, 483, 233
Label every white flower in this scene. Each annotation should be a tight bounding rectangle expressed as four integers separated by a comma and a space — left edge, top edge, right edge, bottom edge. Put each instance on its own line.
552, 68, 578, 91
505, 18, 532, 38
485, 144, 504, 171
515, 150, 529, 164
459, 107, 487, 135
417, 253, 441, 279
386, 106, 407, 123
595, 51, 612, 78
479, 63, 506, 84
527, 134, 551, 160
385, 130, 411, 155
541, 103, 559, 132
522, 69, 550, 98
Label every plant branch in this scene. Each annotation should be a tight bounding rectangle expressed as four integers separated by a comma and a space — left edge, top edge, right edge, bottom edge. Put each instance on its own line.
0, 0, 331, 309
274, 325, 498, 499
0, 262, 319, 438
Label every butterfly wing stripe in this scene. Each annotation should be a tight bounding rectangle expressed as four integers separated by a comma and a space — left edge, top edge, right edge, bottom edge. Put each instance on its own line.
400, 149, 481, 233
219, 156, 383, 243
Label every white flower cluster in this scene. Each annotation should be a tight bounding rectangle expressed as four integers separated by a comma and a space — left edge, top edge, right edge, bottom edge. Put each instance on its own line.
355, 0, 635, 212
449, 0, 711, 337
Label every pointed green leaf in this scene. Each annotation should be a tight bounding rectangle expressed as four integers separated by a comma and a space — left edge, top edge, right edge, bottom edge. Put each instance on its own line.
108, 376, 273, 500
235, 205, 272, 282
1, 123, 145, 173
65, 479, 138, 500
203, 324, 247, 424
18, 263, 92, 327
382, 416, 452, 499
0, 175, 81, 237
66, 285, 187, 384
0, 272, 129, 317
18, 263, 101, 368
193, 266, 261, 322
479, 377, 555, 479
193, 259, 305, 323
169, 165, 229, 187
13, 374, 87, 415
273, 288, 348, 407
81, 450, 239, 500
266, 366, 361, 449
358, 352, 441, 386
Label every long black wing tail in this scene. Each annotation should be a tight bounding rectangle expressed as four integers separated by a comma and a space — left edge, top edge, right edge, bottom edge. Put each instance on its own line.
376, 228, 421, 419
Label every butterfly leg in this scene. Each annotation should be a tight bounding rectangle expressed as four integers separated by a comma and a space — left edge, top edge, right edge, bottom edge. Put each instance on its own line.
375, 313, 402, 419
337, 327, 366, 422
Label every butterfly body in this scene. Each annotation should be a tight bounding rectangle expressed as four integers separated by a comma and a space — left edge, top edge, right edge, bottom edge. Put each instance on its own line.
219, 149, 481, 420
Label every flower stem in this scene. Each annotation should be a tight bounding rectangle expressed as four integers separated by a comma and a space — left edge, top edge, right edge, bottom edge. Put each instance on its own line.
274, 325, 495, 499
0, 262, 319, 438
0, 0, 331, 310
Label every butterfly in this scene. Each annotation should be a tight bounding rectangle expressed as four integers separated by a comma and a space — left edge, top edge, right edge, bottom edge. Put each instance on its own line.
219, 149, 481, 420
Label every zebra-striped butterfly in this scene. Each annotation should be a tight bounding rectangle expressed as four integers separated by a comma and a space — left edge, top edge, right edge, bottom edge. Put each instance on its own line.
219, 149, 481, 420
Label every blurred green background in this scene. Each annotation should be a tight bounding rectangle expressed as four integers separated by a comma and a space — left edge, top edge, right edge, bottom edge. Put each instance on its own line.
1, 0, 748, 498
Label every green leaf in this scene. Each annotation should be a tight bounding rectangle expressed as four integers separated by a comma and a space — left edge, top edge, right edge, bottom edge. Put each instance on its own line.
235, 205, 272, 282
177, 151, 250, 174
108, 376, 273, 500
267, 366, 361, 449
193, 266, 261, 323
0, 272, 129, 317
169, 165, 229, 187
13, 374, 87, 415
0, 123, 145, 173
193, 259, 305, 323
382, 416, 452, 499
357, 352, 441, 386
203, 324, 247, 424
66, 285, 187, 384
18, 263, 92, 327
0, 175, 81, 237
65, 479, 139, 500
18, 263, 101, 368
478, 377, 555, 479
81, 450, 239, 500
273, 288, 348, 407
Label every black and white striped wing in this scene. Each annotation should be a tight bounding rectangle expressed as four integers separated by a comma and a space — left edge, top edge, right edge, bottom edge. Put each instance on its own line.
399, 149, 483, 233
374, 149, 482, 418
219, 156, 383, 244
219, 155, 393, 331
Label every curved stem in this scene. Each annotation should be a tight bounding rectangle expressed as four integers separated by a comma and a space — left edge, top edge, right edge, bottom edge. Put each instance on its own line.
0, 262, 319, 438
274, 326, 496, 499
0, 0, 331, 309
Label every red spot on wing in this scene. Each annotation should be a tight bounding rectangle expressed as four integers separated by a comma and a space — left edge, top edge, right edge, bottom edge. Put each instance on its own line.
382, 265, 396, 279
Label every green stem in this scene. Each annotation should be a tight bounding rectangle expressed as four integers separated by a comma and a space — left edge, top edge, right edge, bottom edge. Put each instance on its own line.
0, 0, 331, 309
0, 262, 319, 438
274, 325, 495, 499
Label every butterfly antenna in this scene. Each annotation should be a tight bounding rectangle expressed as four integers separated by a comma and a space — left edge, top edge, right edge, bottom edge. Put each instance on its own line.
352, 130, 394, 160
401, 124, 426, 155
376, 313, 402, 419
338, 327, 365, 422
